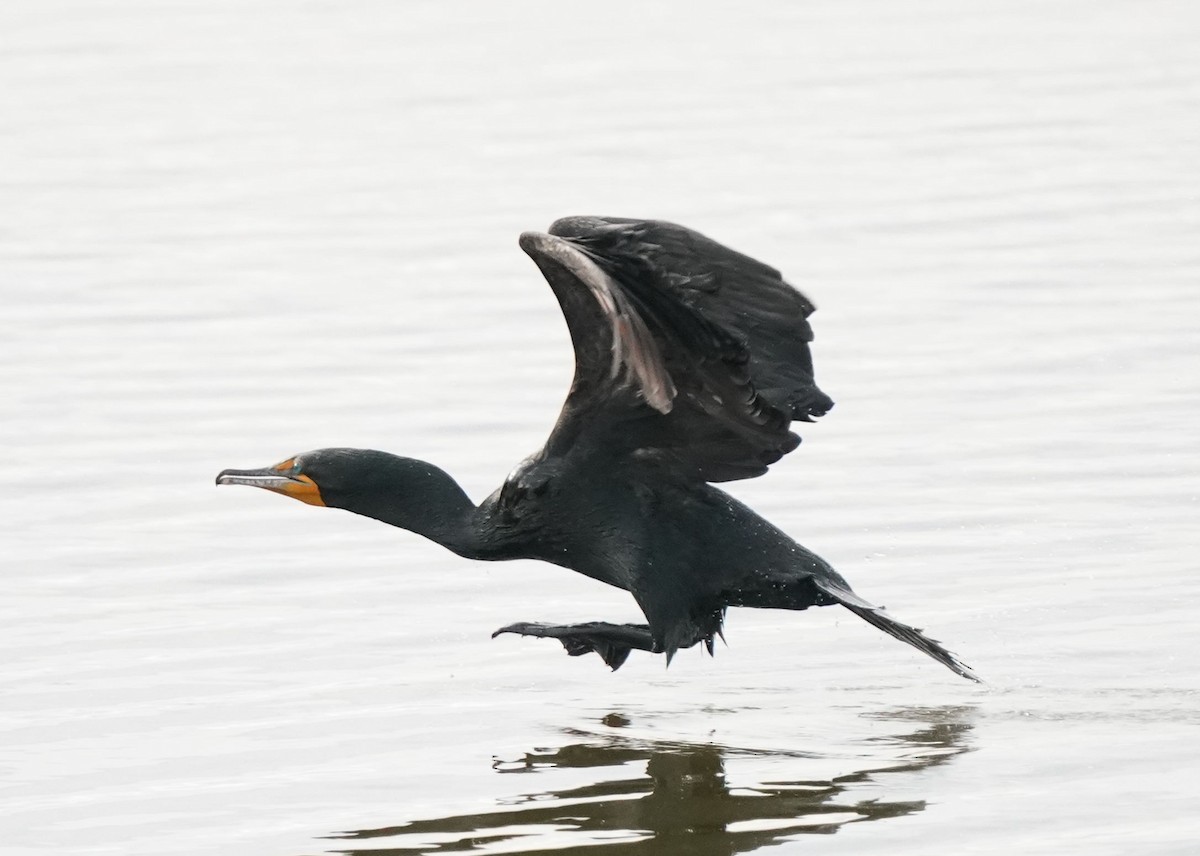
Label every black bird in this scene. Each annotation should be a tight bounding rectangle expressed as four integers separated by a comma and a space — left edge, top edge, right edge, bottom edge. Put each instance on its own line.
217, 216, 978, 681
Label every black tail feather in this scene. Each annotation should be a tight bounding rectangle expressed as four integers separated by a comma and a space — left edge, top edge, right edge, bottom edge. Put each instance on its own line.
813, 578, 980, 683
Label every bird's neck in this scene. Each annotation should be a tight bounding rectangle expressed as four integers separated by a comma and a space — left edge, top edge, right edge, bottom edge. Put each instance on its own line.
338, 461, 486, 559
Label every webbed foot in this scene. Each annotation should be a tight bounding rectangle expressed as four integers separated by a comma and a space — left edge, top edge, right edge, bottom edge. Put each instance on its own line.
492, 621, 656, 671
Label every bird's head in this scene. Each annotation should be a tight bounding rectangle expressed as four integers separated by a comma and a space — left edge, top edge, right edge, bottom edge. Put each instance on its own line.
215, 448, 410, 510
217, 449, 478, 550
216, 448, 474, 531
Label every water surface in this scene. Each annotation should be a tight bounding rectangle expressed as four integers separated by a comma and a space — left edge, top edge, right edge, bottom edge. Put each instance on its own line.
1, 1, 1198, 854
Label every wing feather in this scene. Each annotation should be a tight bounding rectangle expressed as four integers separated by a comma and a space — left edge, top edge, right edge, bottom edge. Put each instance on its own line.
520, 217, 833, 483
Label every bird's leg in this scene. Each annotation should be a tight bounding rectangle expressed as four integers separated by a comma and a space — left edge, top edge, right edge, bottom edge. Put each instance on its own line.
492, 621, 656, 671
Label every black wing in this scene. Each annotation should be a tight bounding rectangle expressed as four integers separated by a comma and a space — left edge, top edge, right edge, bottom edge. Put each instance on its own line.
520, 216, 833, 483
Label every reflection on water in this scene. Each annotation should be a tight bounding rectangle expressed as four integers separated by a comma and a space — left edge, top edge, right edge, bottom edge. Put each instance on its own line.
326, 706, 974, 855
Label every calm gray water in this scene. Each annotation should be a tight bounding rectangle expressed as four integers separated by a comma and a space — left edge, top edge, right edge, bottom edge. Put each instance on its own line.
2, 1, 1198, 854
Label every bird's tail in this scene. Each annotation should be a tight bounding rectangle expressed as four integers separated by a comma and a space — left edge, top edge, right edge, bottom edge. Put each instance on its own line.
813, 577, 981, 683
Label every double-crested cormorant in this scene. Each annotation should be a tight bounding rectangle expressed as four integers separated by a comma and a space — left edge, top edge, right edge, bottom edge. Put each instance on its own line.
217, 217, 977, 681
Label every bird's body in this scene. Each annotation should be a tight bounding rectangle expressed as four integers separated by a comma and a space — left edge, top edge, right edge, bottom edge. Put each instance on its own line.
218, 216, 977, 681
486, 451, 845, 658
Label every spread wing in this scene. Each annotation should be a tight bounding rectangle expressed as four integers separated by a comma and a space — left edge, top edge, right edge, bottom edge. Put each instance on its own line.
520, 216, 833, 483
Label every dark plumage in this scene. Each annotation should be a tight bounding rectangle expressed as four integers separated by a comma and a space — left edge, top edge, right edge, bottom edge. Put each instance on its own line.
217, 216, 977, 681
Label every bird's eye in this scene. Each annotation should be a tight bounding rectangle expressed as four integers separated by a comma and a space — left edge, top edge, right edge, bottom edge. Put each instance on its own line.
276, 457, 304, 476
